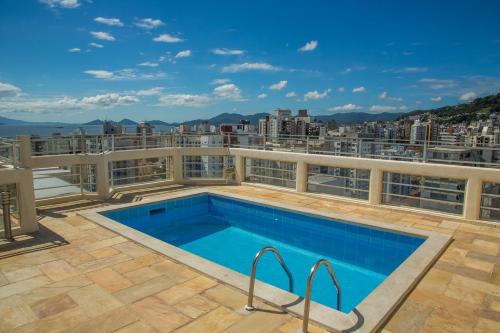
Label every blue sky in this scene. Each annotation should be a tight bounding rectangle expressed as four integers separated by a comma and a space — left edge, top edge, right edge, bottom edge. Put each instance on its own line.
0, 0, 499, 123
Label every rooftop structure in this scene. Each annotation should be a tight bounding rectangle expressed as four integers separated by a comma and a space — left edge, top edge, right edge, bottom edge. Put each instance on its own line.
0, 134, 499, 332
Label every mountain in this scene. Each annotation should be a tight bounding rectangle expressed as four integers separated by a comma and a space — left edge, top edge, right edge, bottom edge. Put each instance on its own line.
315, 112, 404, 124
83, 119, 139, 126
400, 93, 500, 123
0, 116, 47, 125
83, 119, 103, 125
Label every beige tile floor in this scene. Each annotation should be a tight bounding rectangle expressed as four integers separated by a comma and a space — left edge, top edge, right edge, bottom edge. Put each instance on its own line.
0, 185, 499, 332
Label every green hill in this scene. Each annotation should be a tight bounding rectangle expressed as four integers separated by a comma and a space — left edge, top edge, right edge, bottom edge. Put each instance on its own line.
401, 93, 500, 123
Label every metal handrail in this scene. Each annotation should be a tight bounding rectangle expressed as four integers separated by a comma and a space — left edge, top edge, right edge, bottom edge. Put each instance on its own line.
302, 259, 341, 333
245, 246, 293, 311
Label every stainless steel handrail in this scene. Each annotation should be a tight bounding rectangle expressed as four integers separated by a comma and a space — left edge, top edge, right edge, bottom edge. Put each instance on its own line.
302, 259, 341, 333
245, 246, 293, 311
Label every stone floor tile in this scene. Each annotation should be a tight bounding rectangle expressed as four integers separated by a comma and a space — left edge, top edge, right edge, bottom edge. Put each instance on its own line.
222, 308, 289, 333
9, 307, 88, 333
3, 265, 42, 283
113, 241, 151, 258
30, 293, 77, 319
21, 275, 92, 305
464, 257, 496, 274
156, 276, 218, 305
80, 236, 128, 253
112, 253, 164, 274
172, 306, 242, 333
124, 266, 162, 284
0, 294, 38, 330
67, 284, 123, 318
0, 272, 7, 286
61, 305, 139, 333
88, 246, 121, 259
131, 296, 191, 333
0, 275, 52, 300
52, 246, 95, 266
113, 275, 177, 304
174, 294, 218, 318
473, 317, 500, 333
86, 267, 133, 293
202, 284, 248, 311
385, 299, 434, 333
151, 260, 198, 283
275, 317, 326, 333
38, 260, 79, 282
76, 253, 131, 273
114, 320, 160, 333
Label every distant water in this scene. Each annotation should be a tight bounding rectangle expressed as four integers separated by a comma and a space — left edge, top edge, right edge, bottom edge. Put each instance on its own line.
0, 124, 174, 138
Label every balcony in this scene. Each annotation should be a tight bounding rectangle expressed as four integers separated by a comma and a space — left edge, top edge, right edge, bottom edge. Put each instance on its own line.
0, 134, 499, 332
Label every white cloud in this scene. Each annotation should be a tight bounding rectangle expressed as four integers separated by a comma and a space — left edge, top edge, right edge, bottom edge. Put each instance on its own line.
298, 40, 318, 52
90, 31, 115, 41
0, 92, 138, 114
84, 69, 166, 81
378, 91, 403, 102
68, 48, 81, 53
328, 104, 362, 112
399, 67, 428, 73
135, 87, 164, 96
39, 0, 80, 9
153, 34, 183, 43
399, 105, 409, 111
337, 87, 345, 92
369, 105, 397, 112
157, 94, 211, 107
304, 89, 331, 101
83, 70, 114, 79
285, 92, 296, 98
341, 66, 367, 75
0, 82, 22, 98
352, 86, 366, 93
80, 93, 138, 107
431, 96, 442, 102
89, 42, 104, 48
269, 80, 287, 91
222, 62, 279, 73
212, 48, 246, 55
211, 78, 231, 85
257, 93, 267, 99
460, 91, 477, 101
418, 78, 457, 90
213, 84, 244, 101
138, 61, 159, 67
135, 18, 165, 29
175, 50, 191, 58
94, 17, 123, 27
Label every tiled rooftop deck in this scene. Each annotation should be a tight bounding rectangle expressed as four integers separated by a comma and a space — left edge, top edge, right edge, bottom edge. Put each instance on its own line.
0, 185, 499, 332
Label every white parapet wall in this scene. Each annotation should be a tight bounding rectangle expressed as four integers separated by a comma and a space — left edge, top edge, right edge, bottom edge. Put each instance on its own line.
8, 136, 500, 234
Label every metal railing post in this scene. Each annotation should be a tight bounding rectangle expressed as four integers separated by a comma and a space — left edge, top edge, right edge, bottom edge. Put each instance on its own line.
1, 190, 14, 241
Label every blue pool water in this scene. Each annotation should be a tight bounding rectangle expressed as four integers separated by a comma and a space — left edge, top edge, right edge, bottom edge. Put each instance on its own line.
102, 194, 424, 313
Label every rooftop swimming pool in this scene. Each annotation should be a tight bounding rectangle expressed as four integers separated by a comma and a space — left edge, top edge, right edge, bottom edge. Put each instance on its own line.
101, 193, 425, 313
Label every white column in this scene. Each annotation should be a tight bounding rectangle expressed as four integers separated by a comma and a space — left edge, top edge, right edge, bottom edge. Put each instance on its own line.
296, 160, 308, 192
96, 156, 110, 200
17, 135, 32, 168
234, 155, 245, 184
463, 176, 482, 220
17, 168, 38, 234
173, 149, 183, 182
368, 168, 383, 205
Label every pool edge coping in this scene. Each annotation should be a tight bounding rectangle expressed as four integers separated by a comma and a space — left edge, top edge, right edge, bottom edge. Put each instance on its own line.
78, 188, 452, 333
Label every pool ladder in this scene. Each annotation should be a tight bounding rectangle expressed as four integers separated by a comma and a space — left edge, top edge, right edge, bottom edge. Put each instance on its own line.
245, 246, 294, 311
245, 246, 342, 333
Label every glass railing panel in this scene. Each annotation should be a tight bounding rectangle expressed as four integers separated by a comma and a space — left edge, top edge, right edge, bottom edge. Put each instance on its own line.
307, 165, 370, 200
245, 158, 296, 189
480, 182, 500, 222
